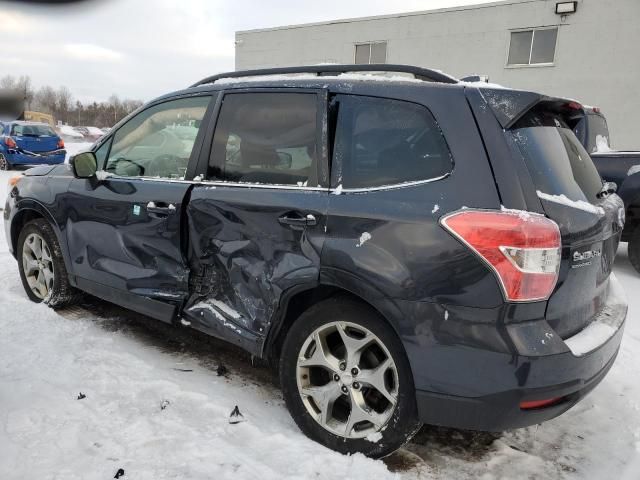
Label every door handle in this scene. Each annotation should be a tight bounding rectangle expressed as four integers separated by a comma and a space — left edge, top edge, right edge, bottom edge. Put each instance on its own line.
278, 213, 317, 229
146, 201, 176, 216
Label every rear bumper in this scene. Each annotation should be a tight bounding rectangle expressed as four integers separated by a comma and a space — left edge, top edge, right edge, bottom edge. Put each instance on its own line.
401, 274, 627, 431
4, 151, 66, 165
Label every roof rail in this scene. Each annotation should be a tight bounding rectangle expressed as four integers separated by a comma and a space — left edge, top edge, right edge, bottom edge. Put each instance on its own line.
190, 64, 458, 88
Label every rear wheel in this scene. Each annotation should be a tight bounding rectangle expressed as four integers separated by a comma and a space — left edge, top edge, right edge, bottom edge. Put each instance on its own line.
280, 296, 421, 458
0, 154, 12, 171
17, 219, 81, 308
629, 225, 640, 274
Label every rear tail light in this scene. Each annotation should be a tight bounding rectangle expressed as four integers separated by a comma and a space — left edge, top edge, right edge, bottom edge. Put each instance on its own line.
4, 137, 17, 149
57, 138, 65, 149
441, 210, 561, 302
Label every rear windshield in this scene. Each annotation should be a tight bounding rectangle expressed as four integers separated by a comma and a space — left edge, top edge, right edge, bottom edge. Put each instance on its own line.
11, 124, 56, 137
508, 113, 603, 202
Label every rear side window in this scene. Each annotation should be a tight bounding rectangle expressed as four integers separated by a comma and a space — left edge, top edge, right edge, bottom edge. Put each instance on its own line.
209, 93, 319, 186
508, 112, 603, 202
332, 95, 453, 189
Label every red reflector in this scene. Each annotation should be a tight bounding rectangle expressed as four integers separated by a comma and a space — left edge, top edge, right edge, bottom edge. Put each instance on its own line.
5, 136, 17, 149
520, 397, 564, 410
57, 138, 65, 149
441, 210, 561, 302
567, 101, 583, 111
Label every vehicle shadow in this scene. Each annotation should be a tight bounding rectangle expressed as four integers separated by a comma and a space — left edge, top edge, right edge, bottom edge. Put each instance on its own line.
57, 294, 501, 473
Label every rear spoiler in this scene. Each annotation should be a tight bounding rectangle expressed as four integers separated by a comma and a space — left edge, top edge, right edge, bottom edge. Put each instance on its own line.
476, 87, 585, 129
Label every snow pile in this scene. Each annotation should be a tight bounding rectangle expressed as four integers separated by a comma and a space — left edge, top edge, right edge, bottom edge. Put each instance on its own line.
594, 135, 613, 153
537, 191, 605, 216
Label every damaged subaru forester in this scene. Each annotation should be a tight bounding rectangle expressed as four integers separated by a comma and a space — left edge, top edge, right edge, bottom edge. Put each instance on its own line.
3, 65, 627, 457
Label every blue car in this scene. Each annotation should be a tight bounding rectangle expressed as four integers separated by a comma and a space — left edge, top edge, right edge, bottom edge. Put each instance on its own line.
0, 121, 66, 170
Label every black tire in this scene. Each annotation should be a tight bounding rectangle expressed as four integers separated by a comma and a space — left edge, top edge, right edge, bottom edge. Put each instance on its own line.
629, 225, 640, 274
0, 154, 12, 171
17, 219, 82, 308
280, 296, 422, 458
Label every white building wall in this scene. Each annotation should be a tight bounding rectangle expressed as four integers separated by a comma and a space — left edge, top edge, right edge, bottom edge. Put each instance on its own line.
236, 0, 640, 150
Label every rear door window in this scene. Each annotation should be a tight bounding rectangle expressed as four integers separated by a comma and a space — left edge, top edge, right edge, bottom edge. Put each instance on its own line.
332, 95, 453, 189
508, 113, 603, 202
209, 92, 319, 186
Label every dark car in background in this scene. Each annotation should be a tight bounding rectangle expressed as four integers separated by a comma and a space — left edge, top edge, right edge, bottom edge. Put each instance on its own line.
571, 105, 640, 273
0, 121, 66, 170
3, 65, 628, 457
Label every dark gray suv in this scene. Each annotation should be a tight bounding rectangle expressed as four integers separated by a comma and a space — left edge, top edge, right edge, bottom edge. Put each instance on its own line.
4, 65, 627, 457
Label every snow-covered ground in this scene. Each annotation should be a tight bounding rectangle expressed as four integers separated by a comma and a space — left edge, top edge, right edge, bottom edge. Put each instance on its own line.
0, 168, 639, 479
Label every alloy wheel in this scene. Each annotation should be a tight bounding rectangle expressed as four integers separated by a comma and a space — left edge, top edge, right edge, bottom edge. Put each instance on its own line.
296, 321, 399, 439
22, 233, 55, 300
0, 154, 8, 171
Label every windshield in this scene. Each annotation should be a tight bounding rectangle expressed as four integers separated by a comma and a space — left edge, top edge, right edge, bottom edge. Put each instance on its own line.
508, 123, 604, 202
11, 124, 56, 137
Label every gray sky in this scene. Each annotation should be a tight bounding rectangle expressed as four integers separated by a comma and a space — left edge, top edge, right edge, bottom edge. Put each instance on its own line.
1, 0, 494, 103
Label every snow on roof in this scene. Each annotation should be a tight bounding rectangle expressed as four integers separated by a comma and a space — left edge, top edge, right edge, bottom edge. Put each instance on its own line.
214, 71, 446, 86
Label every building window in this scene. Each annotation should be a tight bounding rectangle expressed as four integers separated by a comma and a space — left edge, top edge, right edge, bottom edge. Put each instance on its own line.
507, 27, 558, 66
355, 42, 387, 64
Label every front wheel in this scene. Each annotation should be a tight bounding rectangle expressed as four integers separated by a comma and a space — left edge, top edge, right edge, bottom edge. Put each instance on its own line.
17, 219, 81, 307
0, 154, 12, 171
629, 225, 640, 274
280, 297, 421, 458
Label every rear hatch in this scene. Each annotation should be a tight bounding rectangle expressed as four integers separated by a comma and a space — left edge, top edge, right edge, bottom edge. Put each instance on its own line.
11, 123, 60, 153
504, 102, 624, 338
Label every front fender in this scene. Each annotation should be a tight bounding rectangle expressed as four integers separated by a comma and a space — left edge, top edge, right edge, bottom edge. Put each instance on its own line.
10, 199, 74, 281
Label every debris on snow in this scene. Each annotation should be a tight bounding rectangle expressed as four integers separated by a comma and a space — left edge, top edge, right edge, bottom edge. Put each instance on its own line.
356, 232, 372, 248
172, 368, 193, 372
217, 364, 228, 377
77, 392, 86, 400
229, 405, 245, 424
161, 400, 170, 411
114, 468, 125, 479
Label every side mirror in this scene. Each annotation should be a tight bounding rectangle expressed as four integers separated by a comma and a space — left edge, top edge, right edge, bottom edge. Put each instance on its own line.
70, 152, 98, 178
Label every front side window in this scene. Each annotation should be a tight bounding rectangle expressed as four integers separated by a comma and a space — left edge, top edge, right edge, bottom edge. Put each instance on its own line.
355, 42, 387, 64
508, 27, 558, 66
209, 92, 318, 186
105, 96, 210, 179
333, 95, 453, 189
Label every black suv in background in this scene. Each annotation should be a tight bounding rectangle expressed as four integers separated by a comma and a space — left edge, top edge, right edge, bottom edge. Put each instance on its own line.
4, 65, 627, 457
571, 105, 640, 272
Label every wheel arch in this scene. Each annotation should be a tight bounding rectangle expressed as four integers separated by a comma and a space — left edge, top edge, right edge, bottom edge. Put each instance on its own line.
10, 203, 74, 280
262, 269, 407, 367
